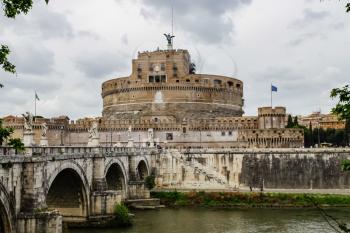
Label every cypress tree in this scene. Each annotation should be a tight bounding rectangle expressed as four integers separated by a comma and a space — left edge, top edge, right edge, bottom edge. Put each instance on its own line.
286, 115, 293, 128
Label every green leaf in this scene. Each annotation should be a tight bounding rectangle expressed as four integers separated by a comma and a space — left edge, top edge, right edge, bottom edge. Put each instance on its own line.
3, 0, 34, 18
0, 45, 16, 74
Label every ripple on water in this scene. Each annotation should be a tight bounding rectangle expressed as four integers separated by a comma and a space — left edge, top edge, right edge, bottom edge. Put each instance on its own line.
69, 208, 350, 233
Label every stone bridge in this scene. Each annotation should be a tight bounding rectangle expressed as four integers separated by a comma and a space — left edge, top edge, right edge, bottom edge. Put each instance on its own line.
0, 146, 158, 233
1, 146, 350, 233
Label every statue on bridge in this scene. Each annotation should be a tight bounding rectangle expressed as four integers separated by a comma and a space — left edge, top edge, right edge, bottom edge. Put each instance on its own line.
22, 112, 35, 146
40, 122, 49, 146
87, 120, 100, 147
22, 112, 33, 133
41, 122, 48, 138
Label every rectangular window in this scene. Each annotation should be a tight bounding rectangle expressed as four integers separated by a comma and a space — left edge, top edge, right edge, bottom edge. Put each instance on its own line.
161, 75, 166, 82
228, 131, 232, 136
161, 63, 166, 71
214, 80, 222, 85
149, 76, 154, 83
155, 75, 160, 83
221, 131, 226, 136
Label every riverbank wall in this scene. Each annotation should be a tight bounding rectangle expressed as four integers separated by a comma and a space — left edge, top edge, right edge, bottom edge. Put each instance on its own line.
156, 148, 350, 190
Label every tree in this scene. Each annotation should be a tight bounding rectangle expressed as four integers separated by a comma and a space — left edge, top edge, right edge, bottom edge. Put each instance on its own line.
0, 119, 13, 145
331, 85, 350, 174
0, 0, 49, 87
331, 85, 350, 146
8, 138, 24, 153
293, 116, 299, 127
286, 115, 294, 128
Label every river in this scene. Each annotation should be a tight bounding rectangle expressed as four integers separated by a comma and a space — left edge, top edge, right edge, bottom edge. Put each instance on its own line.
70, 208, 350, 233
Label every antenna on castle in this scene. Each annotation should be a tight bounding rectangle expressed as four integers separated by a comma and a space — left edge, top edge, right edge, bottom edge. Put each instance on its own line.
171, 3, 174, 37
163, 1, 175, 50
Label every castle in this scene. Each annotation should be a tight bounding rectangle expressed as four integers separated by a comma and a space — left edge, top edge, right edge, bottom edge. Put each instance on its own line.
2, 40, 304, 148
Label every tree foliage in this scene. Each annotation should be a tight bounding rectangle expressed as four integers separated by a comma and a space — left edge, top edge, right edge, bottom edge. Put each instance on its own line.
145, 175, 156, 190
8, 138, 24, 152
286, 115, 294, 128
331, 85, 350, 147
114, 203, 132, 226
0, 119, 13, 145
331, 85, 350, 121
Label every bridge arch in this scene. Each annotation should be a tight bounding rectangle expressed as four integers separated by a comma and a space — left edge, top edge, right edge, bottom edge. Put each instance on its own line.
0, 183, 14, 233
136, 158, 150, 180
46, 162, 90, 221
104, 158, 128, 194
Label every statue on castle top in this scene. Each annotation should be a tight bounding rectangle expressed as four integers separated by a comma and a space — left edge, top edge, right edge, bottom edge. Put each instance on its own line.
164, 33, 175, 47
88, 120, 98, 140
22, 112, 33, 133
41, 122, 48, 138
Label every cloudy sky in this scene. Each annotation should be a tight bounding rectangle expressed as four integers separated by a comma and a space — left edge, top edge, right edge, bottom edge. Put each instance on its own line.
0, 0, 349, 119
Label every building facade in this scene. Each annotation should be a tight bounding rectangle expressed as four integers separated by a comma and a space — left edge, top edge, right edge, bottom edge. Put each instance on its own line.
298, 111, 346, 130
2, 47, 304, 148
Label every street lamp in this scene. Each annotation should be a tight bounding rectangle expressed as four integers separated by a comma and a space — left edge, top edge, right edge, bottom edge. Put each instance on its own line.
60, 125, 64, 146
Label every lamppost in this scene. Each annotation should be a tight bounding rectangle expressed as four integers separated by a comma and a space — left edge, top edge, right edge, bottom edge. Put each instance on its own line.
317, 121, 321, 147
60, 125, 64, 146
139, 133, 141, 150
110, 120, 113, 149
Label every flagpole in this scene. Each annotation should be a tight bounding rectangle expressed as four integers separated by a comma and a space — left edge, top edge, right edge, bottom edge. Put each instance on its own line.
34, 91, 37, 119
270, 84, 272, 108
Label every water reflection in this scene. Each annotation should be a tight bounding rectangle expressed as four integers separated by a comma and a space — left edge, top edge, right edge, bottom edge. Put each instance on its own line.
70, 208, 350, 233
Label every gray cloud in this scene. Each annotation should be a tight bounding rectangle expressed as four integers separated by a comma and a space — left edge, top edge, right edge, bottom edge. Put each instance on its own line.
287, 8, 343, 47
135, 0, 252, 44
0, 3, 74, 39
244, 65, 347, 115
10, 43, 55, 75
289, 9, 330, 29
75, 50, 128, 78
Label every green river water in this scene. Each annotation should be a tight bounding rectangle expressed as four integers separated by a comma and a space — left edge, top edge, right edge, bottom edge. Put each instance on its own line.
69, 208, 350, 233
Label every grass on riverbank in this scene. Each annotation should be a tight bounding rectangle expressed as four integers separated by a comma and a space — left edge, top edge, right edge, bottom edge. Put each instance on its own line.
151, 191, 350, 208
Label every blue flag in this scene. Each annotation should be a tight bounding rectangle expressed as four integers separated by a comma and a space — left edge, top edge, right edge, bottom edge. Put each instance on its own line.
271, 85, 278, 92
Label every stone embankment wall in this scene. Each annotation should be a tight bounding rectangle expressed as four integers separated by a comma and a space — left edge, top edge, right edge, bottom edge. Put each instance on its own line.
157, 148, 350, 190
240, 151, 350, 189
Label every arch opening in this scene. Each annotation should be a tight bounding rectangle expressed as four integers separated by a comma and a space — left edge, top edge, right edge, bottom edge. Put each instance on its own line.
106, 163, 126, 191
137, 160, 149, 180
0, 203, 11, 233
47, 168, 87, 220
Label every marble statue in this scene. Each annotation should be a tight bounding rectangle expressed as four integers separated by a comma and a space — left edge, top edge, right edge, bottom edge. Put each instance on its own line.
88, 121, 98, 140
41, 122, 48, 138
22, 112, 33, 133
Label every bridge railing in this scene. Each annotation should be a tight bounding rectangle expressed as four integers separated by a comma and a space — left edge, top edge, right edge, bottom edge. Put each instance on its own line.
177, 147, 350, 154
0, 146, 157, 156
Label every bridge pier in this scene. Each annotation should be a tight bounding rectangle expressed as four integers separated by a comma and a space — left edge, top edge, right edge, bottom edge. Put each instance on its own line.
16, 211, 62, 233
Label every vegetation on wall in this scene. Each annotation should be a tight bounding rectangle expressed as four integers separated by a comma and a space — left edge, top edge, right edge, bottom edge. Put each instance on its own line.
0, 119, 13, 145
114, 203, 132, 227
145, 175, 156, 190
151, 191, 350, 208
